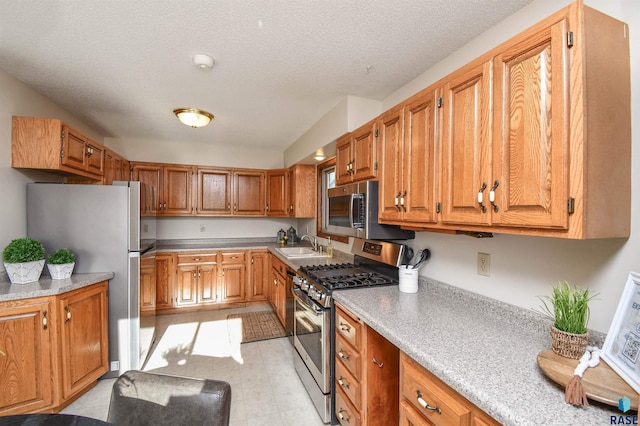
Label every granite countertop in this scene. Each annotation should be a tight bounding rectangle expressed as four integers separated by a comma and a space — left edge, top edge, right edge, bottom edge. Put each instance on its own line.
0, 273, 114, 302
332, 278, 618, 426
154, 238, 353, 271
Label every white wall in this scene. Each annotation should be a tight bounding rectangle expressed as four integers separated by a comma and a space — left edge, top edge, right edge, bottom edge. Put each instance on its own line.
379, 0, 638, 333
0, 69, 104, 261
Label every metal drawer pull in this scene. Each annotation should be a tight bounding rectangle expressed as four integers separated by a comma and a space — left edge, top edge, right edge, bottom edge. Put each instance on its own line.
489, 180, 500, 212
339, 322, 351, 332
338, 376, 350, 389
477, 182, 487, 213
416, 390, 441, 414
372, 357, 384, 368
338, 349, 350, 360
42, 311, 48, 330
338, 409, 351, 423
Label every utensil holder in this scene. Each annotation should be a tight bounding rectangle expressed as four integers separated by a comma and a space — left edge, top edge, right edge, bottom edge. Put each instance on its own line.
399, 265, 419, 293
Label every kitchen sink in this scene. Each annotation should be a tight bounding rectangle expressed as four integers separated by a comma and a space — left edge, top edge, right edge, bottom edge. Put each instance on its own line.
275, 246, 327, 259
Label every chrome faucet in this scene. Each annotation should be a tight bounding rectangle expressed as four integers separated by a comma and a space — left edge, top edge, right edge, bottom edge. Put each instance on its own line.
300, 234, 319, 251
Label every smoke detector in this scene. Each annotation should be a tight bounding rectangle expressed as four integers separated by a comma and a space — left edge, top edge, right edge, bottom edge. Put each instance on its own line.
193, 54, 214, 70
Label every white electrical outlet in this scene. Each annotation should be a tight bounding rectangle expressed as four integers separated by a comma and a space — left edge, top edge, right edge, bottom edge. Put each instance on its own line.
110, 361, 120, 371
200, 224, 206, 232
477, 252, 490, 277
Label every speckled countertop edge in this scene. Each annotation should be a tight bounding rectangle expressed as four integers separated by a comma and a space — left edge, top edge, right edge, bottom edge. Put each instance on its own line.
333, 277, 614, 426
0, 272, 114, 302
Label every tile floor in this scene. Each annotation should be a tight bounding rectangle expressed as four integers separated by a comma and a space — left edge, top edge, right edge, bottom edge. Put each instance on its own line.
61, 305, 325, 426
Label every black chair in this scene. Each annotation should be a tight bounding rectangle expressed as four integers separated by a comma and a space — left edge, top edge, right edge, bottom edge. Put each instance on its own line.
107, 371, 231, 426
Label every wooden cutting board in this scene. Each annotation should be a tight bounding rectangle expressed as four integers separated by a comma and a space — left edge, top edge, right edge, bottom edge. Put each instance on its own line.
537, 349, 639, 409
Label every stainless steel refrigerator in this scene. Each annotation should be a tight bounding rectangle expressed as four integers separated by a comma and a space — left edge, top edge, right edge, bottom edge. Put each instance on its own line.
27, 181, 156, 378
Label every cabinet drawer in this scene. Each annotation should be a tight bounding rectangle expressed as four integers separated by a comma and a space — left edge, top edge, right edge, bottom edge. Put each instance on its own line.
335, 357, 361, 410
336, 306, 362, 351
335, 332, 362, 380
176, 253, 217, 264
335, 387, 362, 426
221, 252, 246, 263
399, 400, 431, 426
401, 356, 470, 426
271, 255, 287, 275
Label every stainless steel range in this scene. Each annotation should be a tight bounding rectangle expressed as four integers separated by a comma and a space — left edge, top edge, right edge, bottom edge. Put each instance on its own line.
292, 238, 406, 424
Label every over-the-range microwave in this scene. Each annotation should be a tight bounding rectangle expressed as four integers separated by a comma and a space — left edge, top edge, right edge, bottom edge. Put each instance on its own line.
327, 181, 414, 240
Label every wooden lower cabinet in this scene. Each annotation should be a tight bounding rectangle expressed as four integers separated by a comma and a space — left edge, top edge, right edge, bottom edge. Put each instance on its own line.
0, 297, 53, 415
140, 253, 156, 314
247, 250, 270, 302
57, 282, 109, 401
270, 254, 289, 327
334, 303, 399, 426
155, 254, 175, 310
400, 352, 499, 426
220, 251, 246, 304
0, 281, 109, 415
176, 253, 218, 307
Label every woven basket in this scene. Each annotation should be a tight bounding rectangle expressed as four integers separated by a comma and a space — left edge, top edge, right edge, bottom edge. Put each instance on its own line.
550, 325, 588, 359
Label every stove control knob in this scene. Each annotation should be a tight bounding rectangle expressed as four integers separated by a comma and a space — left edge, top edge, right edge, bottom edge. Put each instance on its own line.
318, 293, 326, 301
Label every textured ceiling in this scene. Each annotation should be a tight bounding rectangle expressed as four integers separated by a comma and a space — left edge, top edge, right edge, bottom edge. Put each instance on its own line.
0, 0, 534, 152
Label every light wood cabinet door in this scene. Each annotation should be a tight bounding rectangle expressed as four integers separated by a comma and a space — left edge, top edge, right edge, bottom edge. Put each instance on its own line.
492, 16, 569, 229
351, 121, 378, 183
403, 90, 437, 223
0, 298, 53, 415
198, 264, 218, 304
220, 264, 246, 304
233, 170, 265, 216
61, 126, 88, 172
155, 254, 174, 310
378, 105, 404, 222
132, 163, 162, 212
57, 282, 109, 401
176, 265, 198, 307
335, 133, 353, 186
196, 168, 232, 215
266, 169, 289, 216
440, 60, 492, 226
163, 165, 194, 215
288, 164, 316, 218
140, 254, 156, 313
85, 140, 104, 177
247, 251, 270, 302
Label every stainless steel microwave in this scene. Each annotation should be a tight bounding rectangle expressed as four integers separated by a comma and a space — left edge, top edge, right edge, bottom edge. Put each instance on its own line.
327, 181, 414, 240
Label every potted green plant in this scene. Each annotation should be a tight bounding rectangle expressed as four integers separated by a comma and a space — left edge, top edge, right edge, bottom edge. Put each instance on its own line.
539, 281, 598, 359
47, 248, 76, 280
2, 237, 45, 284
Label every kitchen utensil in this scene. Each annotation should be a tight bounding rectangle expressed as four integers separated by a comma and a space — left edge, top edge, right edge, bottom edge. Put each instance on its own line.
412, 249, 431, 269
402, 246, 414, 267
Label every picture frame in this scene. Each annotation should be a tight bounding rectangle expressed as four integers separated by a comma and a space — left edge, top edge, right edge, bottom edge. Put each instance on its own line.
602, 271, 640, 394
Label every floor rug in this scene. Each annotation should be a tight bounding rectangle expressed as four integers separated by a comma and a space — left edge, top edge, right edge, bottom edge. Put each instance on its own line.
227, 310, 287, 343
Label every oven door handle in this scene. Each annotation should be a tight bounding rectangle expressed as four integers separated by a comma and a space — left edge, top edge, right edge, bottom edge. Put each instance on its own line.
293, 289, 325, 315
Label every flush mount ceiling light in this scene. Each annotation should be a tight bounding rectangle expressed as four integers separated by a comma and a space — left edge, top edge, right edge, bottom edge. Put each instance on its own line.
173, 108, 214, 128
313, 152, 326, 161
193, 54, 214, 70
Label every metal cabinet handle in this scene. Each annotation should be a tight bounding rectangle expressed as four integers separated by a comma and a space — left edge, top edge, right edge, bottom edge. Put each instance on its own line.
337, 376, 350, 389
64, 306, 71, 323
489, 180, 500, 212
193, 258, 201, 261
416, 390, 441, 414
338, 349, 350, 360
339, 322, 351, 332
400, 191, 407, 212
42, 310, 48, 330
372, 357, 384, 368
477, 182, 487, 213
395, 192, 401, 211
338, 409, 351, 423
193, 271, 197, 278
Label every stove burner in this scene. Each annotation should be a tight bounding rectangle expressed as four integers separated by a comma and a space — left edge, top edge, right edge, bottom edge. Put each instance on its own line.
299, 263, 397, 291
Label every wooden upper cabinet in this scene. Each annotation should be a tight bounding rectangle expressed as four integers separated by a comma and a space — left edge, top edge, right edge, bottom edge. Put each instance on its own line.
234, 170, 265, 216
266, 169, 289, 216
440, 59, 492, 226
11, 116, 105, 180
289, 164, 317, 218
491, 16, 569, 230
378, 105, 404, 223
131, 162, 194, 216
336, 119, 378, 186
163, 164, 194, 215
103, 148, 130, 185
196, 168, 232, 215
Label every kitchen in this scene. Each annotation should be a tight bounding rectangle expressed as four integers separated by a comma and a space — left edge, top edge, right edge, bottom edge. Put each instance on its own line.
0, 0, 639, 425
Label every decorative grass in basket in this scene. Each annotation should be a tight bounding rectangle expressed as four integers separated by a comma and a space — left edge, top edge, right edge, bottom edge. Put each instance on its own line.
539, 281, 598, 360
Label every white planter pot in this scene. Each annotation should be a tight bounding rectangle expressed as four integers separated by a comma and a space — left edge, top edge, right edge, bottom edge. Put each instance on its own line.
47, 262, 75, 280
4, 260, 45, 284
